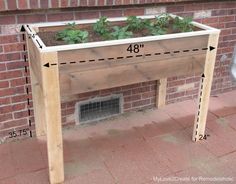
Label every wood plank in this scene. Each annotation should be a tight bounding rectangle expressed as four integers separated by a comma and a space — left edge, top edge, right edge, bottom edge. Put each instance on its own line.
157, 78, 167, 108
41, 52, 64, 184
26, 36, 46, 137
60, 54, 205, 96
27, 37, 43, 86
58, 35, 208, 66
192, 33, 220, 142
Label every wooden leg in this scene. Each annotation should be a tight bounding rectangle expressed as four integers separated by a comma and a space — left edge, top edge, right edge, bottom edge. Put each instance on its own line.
192, 33, 220, 142
41, 52, 64, 183
157, 78, 167, 108
27, 36, 46, 137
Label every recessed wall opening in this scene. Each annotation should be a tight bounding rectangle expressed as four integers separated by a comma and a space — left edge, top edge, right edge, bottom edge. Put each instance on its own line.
75, 94, 123, 124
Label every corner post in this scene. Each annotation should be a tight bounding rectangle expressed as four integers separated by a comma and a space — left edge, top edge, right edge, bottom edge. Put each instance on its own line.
41, 52, 64, 183
157, 78, 167, 108
26, 35, 46, 137
192, 32, 220, 142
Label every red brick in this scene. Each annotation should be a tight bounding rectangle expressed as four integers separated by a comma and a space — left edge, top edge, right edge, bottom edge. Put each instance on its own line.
232, 28, 236, 34
219, 16, 235, 23
13, 110, 28, 119
124, 103, 131, 110
10, 78, 25, 87
202, 17, 219, 24
12, 103, 26, 111
124, 94, 141, 102
97, 0, 105, 6
101, 10, 123, 17
0, 70, 22, 80
168, 91, 185, 99
3, 43, 23, 53
0, 1, 6, 11
220, 2, 236, 9
7, 61, 25, 71
124, 8, 144, 16
184, 3, 202, 11
123, 0, 132, 4
17, 14, 46, 23
51, 0, 59, 7
0, 104, 13, 114
223, 34, 236, 41
3, 118, 27, 129
80, 0, 87, 6
7, 0, 17, 10
40, 0, 48, 8
61, 0, 69, 7
0, 97, 11, 106
88, 0, 96, 6
0, 63, 6, 72
0, 114, 12, 122
141, 91, 155, 99
0, 15, 16, 24
106, 0, 113, 5
132, 99, 150, 107
212, 10, 228, 16
218, 41, 229, 48
132, 86, 150, 94
226, 22, 236, 28
18, 0, 28, 9
203, 3, 220, 10
47, 13, 74, 21
208, 23, 224, 29
0, 81, 9, 88
70, 0, 78, 6
0, 53, 21, 62
11, 94, 28, 103
75, 11, 99, 20
30, 0, 39, 9
0, 35, 18, 44
167, 5, 184, 13
228, 9, 236, 15
168, 80, 185, 87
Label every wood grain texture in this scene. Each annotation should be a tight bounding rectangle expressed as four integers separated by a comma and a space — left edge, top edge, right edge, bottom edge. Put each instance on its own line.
27, 36, 46, 137
41, 52, 64, 184
192, 33, 220, 142
157, 78, 167, 108
60, 54, 206, 96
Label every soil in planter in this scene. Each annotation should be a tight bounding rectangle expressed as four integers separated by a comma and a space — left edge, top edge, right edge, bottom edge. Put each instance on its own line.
37, 19, 201, 47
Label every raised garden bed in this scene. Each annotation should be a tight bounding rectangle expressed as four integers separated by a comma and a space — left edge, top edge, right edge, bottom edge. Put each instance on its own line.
23, 14, 220, 184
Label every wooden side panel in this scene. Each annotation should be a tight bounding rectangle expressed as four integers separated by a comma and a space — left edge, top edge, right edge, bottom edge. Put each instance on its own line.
60, 54, 205, 96
26, 36, 46, 137
27, 37, 43, 86
58, 35, 208, 66
41, 52, 64, 184
192, 33, 220, 142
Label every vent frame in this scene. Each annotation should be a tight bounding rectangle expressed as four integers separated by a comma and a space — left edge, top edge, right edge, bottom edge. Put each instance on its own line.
75, 94, 123, 124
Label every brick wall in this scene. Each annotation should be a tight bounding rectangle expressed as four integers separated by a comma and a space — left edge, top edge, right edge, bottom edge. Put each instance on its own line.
0, 0, 236, 143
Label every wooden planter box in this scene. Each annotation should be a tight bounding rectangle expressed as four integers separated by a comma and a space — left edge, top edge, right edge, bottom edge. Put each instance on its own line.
24, 15, 220, 184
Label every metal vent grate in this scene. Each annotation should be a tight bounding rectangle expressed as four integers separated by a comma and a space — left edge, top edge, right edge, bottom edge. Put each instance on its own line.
77, 95, 122, 123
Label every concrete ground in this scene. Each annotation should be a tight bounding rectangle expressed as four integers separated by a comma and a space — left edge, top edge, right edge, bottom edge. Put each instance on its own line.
1, 90, 236, 184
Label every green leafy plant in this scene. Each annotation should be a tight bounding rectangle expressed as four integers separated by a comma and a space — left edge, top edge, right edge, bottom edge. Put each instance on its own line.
173, 17, 193, 32
110, 26, 133, 40
146, 14, 171, 35
56, 22, 88, 44
147, 26, 167, 35
93, 16, 111, 40
126, 16, 152, 32
154, 13, 171, 28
